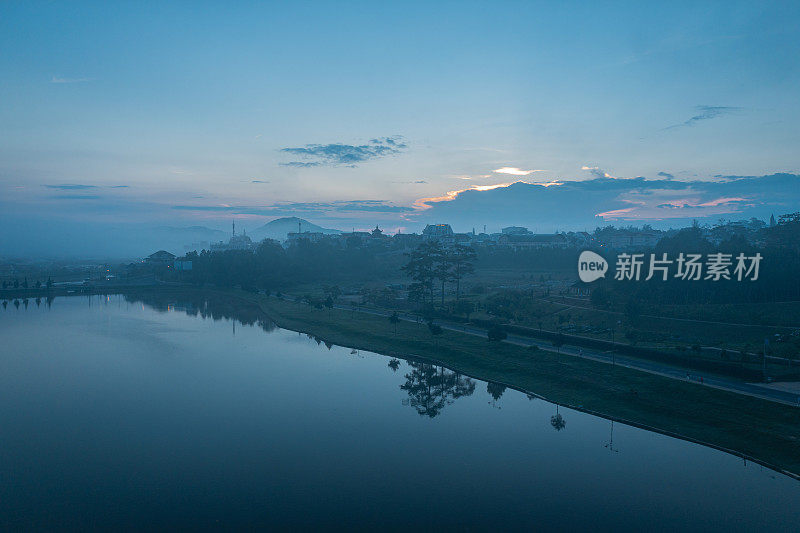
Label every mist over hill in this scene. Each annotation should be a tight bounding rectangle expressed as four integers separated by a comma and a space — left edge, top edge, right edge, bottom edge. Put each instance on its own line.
249, 217, 342, 242
0, 222, 228, 261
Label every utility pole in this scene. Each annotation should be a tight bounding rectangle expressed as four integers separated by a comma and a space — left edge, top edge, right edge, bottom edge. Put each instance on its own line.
604, 420, 619, 453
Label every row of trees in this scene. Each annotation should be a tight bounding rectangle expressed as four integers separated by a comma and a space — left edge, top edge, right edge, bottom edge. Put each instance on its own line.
174, 239, 403, 290
592, 217, 800, 306
402, 241, 477, 306
1, 278, 53, 290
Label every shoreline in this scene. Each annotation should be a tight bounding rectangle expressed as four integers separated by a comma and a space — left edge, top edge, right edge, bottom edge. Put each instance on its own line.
250, 295, 800, 481
19, 286, 800, 480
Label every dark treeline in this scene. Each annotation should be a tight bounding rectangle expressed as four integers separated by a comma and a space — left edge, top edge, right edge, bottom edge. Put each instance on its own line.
592, 216, 800, 307
177, 239, 404, 290
402, 241, 477, 306
475, 247, 577, 272
166, 215, 800, 309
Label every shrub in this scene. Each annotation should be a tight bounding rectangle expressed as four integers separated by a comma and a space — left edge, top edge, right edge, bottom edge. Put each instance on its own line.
487, 324, 507, 342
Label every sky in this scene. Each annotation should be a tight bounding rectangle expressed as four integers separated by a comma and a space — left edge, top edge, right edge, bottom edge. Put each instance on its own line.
1, 1, 799, 257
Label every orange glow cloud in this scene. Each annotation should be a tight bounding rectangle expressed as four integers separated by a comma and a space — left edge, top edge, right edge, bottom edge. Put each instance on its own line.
596, 196, 751, 220
413, 180, 562, 209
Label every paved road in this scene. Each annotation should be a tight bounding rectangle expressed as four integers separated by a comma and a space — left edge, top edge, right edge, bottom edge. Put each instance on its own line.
323, 300, 800, 407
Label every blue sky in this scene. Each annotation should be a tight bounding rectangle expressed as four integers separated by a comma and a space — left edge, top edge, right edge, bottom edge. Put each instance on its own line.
1, 1, 799, 255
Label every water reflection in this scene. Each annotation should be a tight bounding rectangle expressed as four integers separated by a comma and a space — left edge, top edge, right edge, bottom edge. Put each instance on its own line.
400, 362, 476, 418
551, 405, 566, 431
3, 296, 52, 310
487, 381, 507, 408
2, 294, 799, 529
123, 293, 277, 333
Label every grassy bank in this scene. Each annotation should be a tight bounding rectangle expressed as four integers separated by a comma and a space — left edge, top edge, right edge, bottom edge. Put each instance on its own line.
248, 293, 800, 478
119, 287, 800, 478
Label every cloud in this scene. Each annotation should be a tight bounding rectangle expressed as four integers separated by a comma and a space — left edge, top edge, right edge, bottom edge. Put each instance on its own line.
109, 185, 130, 188
44, 184, 98, 190
414, 181, 560, 209
51, 76, 93, 84
493, 167, 545, 176
251, 180, 270, 184
280, 136, 407, 167
392, 179, 427, 184
51, 194, 101, 200
410, 173, 800, 231
282, 161, 320, 168
172, 199, 414, 216
581, 166, 618, 179
663, 105, 741, 130
657, 171, 674, 179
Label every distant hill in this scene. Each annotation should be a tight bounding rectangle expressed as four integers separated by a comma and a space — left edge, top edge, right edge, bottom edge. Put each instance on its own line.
151, 226, 229, 254
250, 217, 341, 242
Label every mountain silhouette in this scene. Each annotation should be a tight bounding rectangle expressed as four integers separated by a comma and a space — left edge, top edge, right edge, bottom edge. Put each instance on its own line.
249, 217, 341, 242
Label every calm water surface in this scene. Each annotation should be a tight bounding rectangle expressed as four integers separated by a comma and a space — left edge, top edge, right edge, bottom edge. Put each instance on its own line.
1, 295, 799, 530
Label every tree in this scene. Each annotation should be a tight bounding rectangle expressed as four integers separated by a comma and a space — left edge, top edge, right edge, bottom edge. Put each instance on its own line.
552, 334, 564, 353
590, 287, 611, 309
449, 245, 477, 301
388, 311, 400, 334
453, 299, 474, 320
388, 358, 401, 372
431, 243, 452, 307
322, 284, 341, 302
487, 324, 507, 342
427, 321, 443, 345
402, 242, 439, 305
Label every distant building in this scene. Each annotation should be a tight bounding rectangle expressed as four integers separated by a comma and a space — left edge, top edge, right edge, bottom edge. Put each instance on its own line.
497, 233, 568, 250
392, 232, 422, 249
334, 231, 371, 248
566, 231, 594, 248
173, 260, 193, 271
369, 225, 391, 244
286, 231, 326, 246
501, 226, 531, 235
146, 250, 176, 265
422, 224, 455, 244
607, 231, 661, 250
210, 221, 256, 252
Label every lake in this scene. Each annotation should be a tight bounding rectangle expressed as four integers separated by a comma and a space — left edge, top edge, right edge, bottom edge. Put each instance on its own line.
1, 294, 799, 530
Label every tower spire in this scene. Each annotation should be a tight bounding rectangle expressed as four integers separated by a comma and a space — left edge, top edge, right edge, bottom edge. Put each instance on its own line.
232, 219, 235, 237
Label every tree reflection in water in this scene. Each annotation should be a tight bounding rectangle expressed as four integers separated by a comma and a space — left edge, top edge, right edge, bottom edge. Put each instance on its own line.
125, 293, 277, 334
399, 362, 476, 418
551, 405, 566, 431
486, 381, 506, 408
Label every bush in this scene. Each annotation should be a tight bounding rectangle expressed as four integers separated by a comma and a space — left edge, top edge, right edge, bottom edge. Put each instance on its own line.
487, 324, 507, 342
